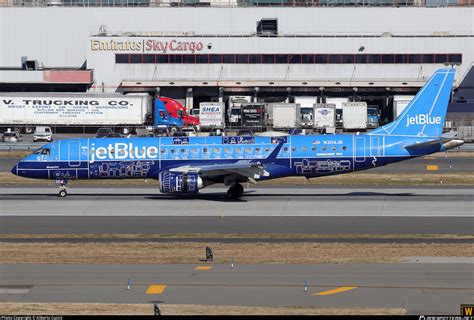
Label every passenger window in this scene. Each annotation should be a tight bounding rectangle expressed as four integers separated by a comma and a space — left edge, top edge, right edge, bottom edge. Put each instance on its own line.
291, 147, 296, 151
322, 146, 327, 151
245, 147, 251, 153
265, 147, 270, 152
332, 146, 337, 151
214, 148, 219, 153
170, 149, 175, 154
302, 146, 307, 151
312, 146, 317, 151
256, 147, 260, 152
160, 149, 165, 154
342, 146, 347, 151
236, 147, 242, 153
181, 149, 185, 153
283, 147, 289, 152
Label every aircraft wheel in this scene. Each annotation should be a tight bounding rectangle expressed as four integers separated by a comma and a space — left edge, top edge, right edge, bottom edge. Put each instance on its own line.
227, 183, 244, 200
58, 189, 67, 198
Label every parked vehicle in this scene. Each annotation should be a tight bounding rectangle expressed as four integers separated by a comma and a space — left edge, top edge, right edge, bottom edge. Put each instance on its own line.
158, 96, 200, 129
1, 130, 22, 142
227, 96, 251, 127
171, 131, 188, 137
0, 93, 185, 134
153, 127, 170, 137
313, 104, 336, 130
272, 103, 300, 129
342, 102, 368, 130
367, 105, 381, 129
326, 97, 349, 128
153, 99, 184, 132
33, 126, 53, 142
182, 127, 197, 137
96, 127, 113, 138
199, 102, 225, 130
295, 96, 317, 128
209, 127, 226, 136
241, 103, 265, 130
236, 128, 254, 136
393, 95, 415, 120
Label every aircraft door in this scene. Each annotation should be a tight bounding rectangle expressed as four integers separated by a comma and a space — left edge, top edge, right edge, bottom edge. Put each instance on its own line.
68, 140, 81, 167
370, 136, 381, 157
354, 136, 366, 162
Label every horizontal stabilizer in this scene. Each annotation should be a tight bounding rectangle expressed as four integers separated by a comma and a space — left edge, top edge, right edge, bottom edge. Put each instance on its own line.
404, 138, 464, 152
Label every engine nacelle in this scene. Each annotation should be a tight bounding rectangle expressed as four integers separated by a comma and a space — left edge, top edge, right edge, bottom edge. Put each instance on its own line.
159, 171, 204, 193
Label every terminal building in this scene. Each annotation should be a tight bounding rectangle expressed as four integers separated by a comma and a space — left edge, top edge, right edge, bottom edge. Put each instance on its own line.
0, 2, 473, 125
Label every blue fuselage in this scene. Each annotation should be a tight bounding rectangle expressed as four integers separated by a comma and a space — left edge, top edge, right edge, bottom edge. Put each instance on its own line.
12, 133, 439, 182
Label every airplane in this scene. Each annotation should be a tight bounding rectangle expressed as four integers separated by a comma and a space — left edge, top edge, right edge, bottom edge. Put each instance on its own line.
11, 69, 464, 199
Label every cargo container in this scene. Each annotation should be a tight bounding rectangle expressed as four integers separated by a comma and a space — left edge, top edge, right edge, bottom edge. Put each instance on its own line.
393, 95, 415, 120
326, 97, 349, 128
272, 103, 300, 129
295, 96, 317, 128
0, 92, 176, 134
342, 102, 368, 130
241, 103, 265, 130
313, 103, 336, 130
199, 102, 225, 129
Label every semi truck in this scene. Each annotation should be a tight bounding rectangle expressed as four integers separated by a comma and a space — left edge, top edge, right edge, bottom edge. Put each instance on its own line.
326, 97, 349, 128
241, 103, 265, 130
199, 102, 225, 130
272, 103, 300, 129
342, 102, 368, 130
158, 96, 200, 129
393, 95, 415, 120
367, 105, 381, 129
313, 103, 336, 132
227, 96, 251, 127
0, 93, 183, 134
294, 96, 317, 128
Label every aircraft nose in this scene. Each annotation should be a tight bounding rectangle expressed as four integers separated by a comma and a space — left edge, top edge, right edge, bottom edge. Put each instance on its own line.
11, 164, 18, 176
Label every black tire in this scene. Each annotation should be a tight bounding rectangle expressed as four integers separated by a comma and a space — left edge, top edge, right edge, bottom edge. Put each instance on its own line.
58, 190, 67, 198
227, 183, 244, 200
25, 127, 34, 134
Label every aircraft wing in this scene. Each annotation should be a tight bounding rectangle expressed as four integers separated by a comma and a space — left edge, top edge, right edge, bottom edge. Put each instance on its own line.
169, 160, 270, 180
166, 141, 284, 182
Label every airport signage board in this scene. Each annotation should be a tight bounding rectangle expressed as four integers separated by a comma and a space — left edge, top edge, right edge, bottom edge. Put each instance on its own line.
90, 38, 208, 54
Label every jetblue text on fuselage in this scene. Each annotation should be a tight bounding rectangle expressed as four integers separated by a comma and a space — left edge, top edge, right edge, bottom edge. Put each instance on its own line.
91, 142, 158, 162
406, 114, 442, 127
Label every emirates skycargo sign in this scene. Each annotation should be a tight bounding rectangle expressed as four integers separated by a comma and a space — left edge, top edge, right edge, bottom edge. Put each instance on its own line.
90, 39, 206, 53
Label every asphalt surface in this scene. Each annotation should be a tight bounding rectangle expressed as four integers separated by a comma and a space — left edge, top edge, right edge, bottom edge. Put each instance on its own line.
1, 186, 472, 234
1, 187, 472, 217
1, 155, 473, 174
1, 263, 472, 314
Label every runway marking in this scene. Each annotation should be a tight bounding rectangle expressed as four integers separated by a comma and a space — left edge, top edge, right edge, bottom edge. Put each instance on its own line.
426, 165, 439, 171
146, 284, 167, 294
314, 286, 357, 296
194, 266, 214, 270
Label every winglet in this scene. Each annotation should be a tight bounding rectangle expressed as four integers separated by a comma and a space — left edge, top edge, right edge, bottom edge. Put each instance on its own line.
263, 141, 284, 163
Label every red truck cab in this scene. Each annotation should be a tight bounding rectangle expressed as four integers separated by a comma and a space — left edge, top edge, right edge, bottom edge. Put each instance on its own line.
158, 96, 200, 128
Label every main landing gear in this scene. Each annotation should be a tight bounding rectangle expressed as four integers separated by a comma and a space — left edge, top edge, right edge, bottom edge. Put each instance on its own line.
227, 183, 244, 200
56, 179, 68, 198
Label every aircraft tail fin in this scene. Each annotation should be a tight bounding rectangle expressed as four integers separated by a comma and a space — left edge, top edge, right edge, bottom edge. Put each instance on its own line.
370, 69, 455, 137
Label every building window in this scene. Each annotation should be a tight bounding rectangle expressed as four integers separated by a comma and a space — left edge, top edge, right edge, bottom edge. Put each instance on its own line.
116, 53, 461, 65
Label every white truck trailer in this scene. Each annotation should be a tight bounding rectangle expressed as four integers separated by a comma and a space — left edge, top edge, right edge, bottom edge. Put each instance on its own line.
0, 93, 151, 133
272, 103, 300, 129
326, 97, 349, 128
393, 95, 415, 120
199, 102, 225, 130
342, 102, 368, 130
313, 103, 336, 131
294, 96, 317, 128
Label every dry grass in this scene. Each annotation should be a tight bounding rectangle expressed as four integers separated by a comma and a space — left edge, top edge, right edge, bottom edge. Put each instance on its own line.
1, 233, 472, 240
0, 242, 472, 264
0, 303, 406, 315
1, 171, 474, 186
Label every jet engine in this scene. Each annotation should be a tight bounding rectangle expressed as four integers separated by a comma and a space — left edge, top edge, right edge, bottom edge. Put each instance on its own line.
159, 171, 204, 193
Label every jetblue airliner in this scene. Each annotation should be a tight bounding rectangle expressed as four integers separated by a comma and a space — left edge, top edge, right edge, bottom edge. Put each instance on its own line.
11, 69, 464, 199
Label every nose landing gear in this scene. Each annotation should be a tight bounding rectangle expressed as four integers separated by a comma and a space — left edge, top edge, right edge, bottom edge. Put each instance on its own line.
56, 179, 69, 198
227, 183, 244, 200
